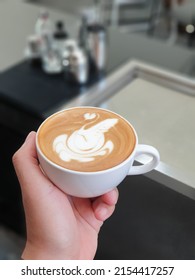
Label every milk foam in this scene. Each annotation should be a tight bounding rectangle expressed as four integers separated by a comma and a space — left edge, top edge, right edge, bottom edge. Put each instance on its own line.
53, 113, 118, 163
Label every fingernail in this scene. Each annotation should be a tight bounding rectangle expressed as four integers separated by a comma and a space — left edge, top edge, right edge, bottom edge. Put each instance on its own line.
113, 188, 119, 204
98, 206, 108, 220
25, 131, 35, 143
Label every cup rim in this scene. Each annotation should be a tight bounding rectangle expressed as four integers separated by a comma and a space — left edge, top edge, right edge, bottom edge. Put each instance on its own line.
36, 106, 138, 175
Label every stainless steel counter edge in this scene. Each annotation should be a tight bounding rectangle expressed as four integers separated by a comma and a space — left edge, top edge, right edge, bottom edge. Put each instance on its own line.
51, 59, 195, 200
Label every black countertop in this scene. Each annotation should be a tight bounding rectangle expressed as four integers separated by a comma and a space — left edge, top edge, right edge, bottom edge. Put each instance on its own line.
0, 60, 103, 118
0, 28, 130, 121
0, 27, 194, 133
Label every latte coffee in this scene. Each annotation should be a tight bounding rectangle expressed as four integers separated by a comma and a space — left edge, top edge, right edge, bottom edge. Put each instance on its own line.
37, 107, 136, 172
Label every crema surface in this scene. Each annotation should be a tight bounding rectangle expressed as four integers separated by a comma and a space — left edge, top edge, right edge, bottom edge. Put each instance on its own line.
38, 107, 136, 172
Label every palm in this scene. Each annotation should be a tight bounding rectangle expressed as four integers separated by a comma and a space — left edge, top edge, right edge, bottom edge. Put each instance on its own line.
13, 131, 118, 260
51, 188, 103, 260
25, 184, 103, 259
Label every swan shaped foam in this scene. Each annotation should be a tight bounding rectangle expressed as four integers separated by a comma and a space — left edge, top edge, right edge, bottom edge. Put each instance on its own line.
53, 115, 118, 163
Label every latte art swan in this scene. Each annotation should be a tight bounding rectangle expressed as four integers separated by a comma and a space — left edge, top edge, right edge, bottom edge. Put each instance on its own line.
37, 107, 136, 172
53, 113, 118, 162
36, 107, 159, 197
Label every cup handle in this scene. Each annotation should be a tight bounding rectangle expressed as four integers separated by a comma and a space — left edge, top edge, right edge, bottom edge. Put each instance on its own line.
128, 144, 160, 175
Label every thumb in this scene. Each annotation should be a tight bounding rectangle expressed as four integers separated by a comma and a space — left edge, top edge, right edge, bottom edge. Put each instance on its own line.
12, 131, 57, 200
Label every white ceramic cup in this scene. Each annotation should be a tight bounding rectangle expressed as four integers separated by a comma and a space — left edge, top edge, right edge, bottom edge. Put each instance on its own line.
36, 107, 160, 198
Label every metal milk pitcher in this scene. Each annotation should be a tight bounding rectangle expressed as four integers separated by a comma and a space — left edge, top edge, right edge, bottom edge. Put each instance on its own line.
87, 24, 107, 71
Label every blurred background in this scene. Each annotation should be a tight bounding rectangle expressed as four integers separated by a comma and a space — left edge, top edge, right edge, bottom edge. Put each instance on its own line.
1, 0, 195, 260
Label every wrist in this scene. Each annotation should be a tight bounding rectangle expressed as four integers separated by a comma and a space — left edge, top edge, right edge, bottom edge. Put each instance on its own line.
22, 242, 74, 260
